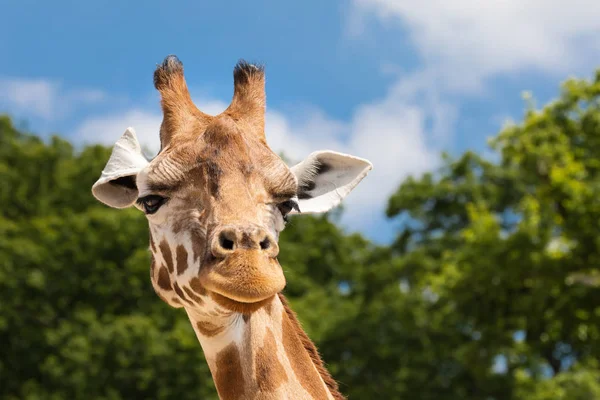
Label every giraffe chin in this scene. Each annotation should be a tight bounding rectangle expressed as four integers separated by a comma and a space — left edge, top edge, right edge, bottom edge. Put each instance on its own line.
199, 249, 286, 313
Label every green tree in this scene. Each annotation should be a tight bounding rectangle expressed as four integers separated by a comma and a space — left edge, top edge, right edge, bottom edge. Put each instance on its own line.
381, 70, 600, 398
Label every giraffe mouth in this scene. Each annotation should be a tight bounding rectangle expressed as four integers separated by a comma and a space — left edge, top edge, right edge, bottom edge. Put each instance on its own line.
209, 291, 277, 314
198, 249, 286, 311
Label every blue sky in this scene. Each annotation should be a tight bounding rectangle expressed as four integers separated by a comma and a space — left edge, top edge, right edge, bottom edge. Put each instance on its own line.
2, 0, 600, 243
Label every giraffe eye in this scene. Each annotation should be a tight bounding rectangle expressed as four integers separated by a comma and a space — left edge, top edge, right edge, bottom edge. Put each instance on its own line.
277, 199, 300, 222
137, 195, 167, 214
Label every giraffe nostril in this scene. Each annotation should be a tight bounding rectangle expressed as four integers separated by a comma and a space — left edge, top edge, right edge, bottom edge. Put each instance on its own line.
259, 237, 271, 250
219, 232, 235, 251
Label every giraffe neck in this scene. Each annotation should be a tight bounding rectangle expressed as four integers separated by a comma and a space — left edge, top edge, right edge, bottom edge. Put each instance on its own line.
185, 293, 342, 400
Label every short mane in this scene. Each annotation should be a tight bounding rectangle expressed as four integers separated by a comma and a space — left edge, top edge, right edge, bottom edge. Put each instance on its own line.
278, 293, 345, 400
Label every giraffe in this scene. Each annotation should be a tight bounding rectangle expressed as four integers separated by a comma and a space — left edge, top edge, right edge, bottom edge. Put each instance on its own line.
91, 55, 372, 399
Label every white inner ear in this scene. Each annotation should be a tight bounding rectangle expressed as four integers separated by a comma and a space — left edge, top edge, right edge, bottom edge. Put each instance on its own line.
91, 127, 149, 208
290, 150, 372, 214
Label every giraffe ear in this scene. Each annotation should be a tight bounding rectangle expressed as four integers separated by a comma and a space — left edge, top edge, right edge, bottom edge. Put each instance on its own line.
290, 150, 372, 214
92, 127, 149, 209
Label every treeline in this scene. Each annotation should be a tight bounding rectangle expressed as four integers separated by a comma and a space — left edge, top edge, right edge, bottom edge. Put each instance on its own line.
1, 70, 600, 399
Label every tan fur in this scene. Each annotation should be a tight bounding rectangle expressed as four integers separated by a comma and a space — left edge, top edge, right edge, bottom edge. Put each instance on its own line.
224, 61, 266, 140
153, 55, 212, 148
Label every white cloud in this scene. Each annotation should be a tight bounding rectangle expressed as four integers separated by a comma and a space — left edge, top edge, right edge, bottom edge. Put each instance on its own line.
351, 0, 600, 90
0, 77, 106, 120
0, 79, 57, 118
73, 73, 450, 240
77, 109, 163, 156
195, 98, 230, 117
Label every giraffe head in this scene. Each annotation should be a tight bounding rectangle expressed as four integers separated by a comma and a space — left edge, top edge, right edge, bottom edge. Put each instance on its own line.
92, 55, 372, 315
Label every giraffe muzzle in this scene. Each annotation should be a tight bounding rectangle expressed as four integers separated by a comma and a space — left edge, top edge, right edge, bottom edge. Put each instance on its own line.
199, 248, 286, 307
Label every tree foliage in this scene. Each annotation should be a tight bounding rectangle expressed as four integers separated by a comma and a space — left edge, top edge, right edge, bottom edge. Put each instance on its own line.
1, 69, 600, 399
382, 70, 600, 399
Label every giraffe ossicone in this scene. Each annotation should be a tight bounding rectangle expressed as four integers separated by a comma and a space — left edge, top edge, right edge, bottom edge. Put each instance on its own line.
92, 55, 372, 399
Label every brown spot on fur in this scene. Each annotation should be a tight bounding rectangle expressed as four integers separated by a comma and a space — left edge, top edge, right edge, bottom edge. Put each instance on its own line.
191, 229, 205, 263
203, 121, 233, 149
196, 320, 225, 337
189, 277, 207, 295
157, 266, 173, 291
280, 293, 344, 400
176, 245, 188, 275
183, 287, 204, 305
255, 328, 288, 392
159, 240, 174, 273
242, 314, 250, 323
150, 258, 156, 275
172, 282, 189, 302
204, 160, 223, 198
171, 218, 186, 235
215, 344, 245, 400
